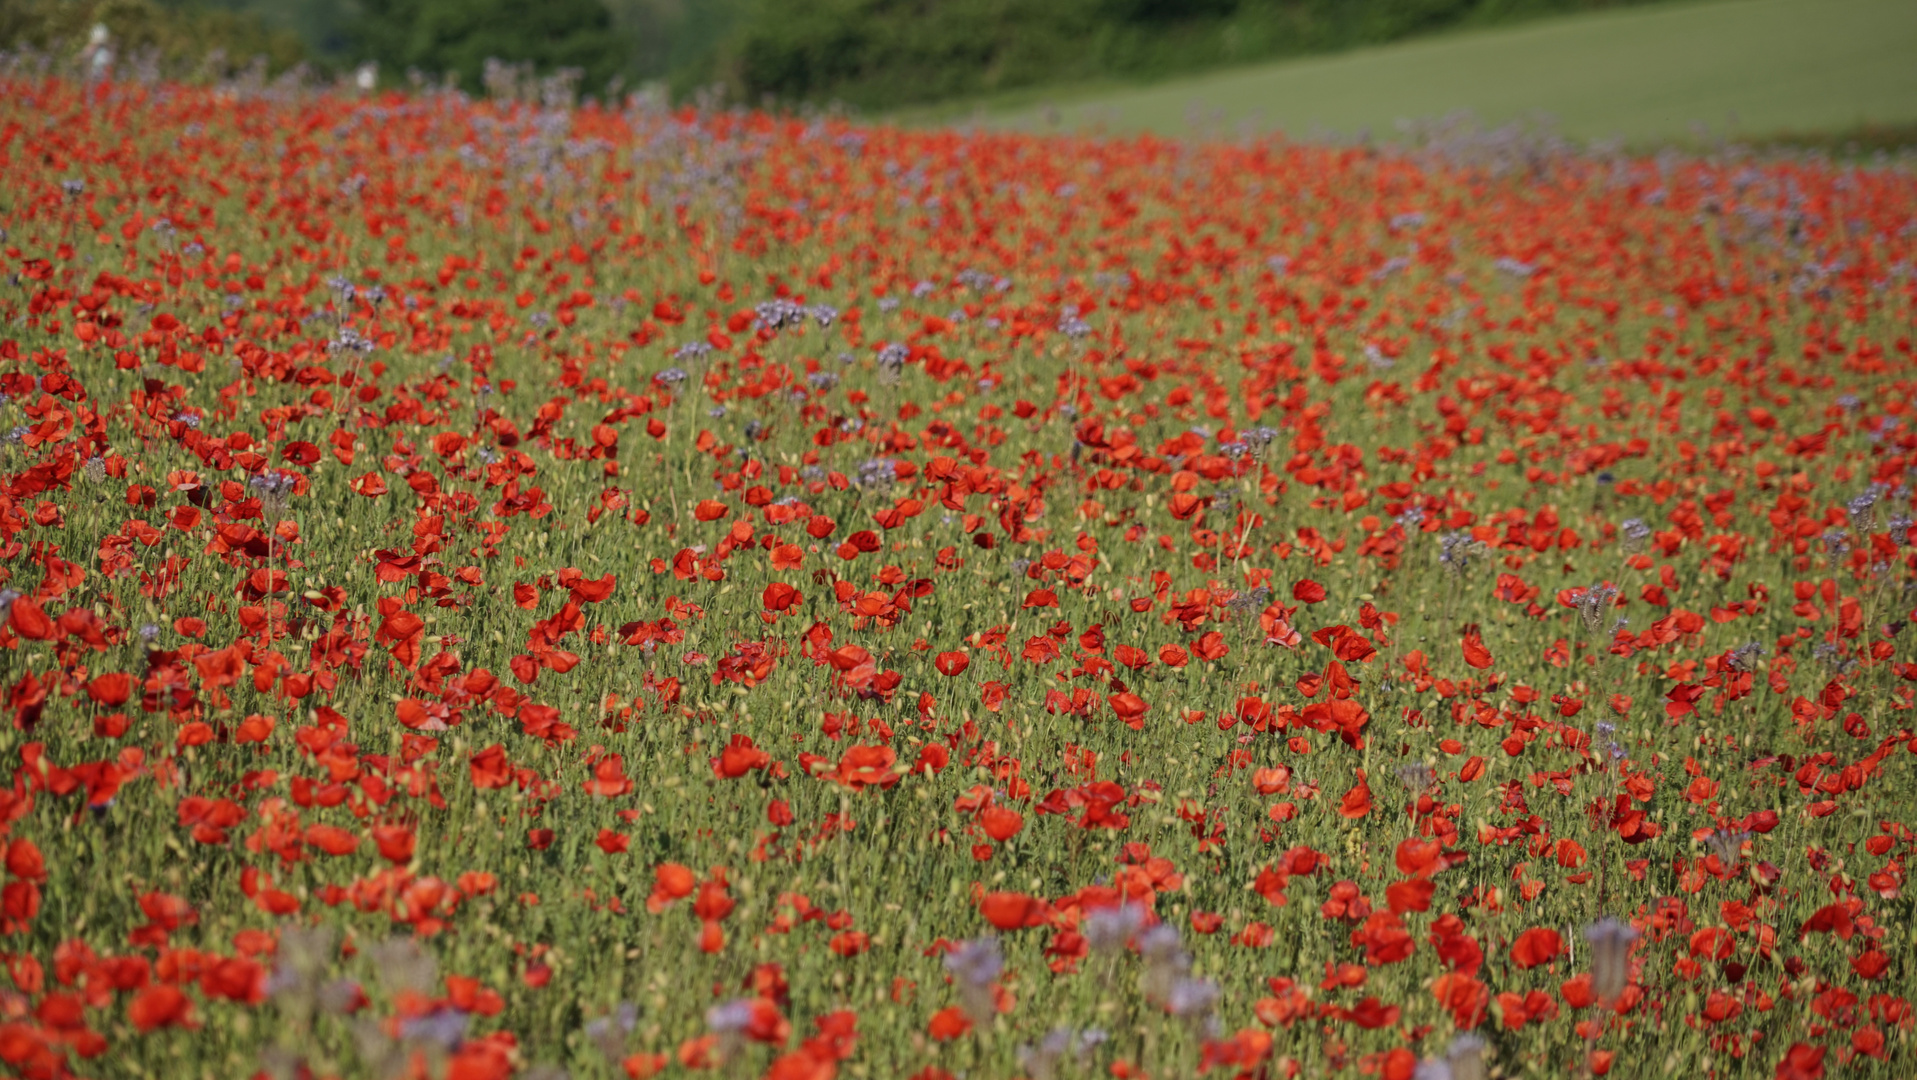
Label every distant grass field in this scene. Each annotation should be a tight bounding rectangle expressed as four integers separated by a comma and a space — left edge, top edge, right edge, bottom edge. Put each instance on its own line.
916, 0, 1917, 147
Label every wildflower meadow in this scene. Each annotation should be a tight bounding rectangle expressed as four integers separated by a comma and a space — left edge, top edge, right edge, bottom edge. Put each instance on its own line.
0, 71, 1913, 1080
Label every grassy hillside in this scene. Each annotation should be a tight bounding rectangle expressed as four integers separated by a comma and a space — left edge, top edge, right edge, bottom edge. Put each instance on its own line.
946, 0, 1917, 145
705, 0, 1688, 111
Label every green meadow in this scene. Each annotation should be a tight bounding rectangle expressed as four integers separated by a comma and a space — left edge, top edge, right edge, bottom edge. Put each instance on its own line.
910, 0, 1917, 146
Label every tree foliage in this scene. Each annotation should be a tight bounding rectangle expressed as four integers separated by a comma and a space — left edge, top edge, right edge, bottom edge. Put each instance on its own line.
351, 0, 629, 92
0, 0, 307, 76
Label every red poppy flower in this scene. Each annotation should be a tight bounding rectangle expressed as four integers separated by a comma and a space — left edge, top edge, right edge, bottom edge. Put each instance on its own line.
128, 985, 195, 1032
8, 598, 53, 641
648, 864, 696, 913
1511, 927, 1565, 969
978, 806, 1023, 842
1461, 624, 1494, 669
926, 1006, 972, 1041
979, 891, 1048, 930
1337, 770, 1373, 819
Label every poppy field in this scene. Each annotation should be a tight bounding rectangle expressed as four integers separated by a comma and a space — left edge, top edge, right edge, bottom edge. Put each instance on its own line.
0, 72, 1914, 1080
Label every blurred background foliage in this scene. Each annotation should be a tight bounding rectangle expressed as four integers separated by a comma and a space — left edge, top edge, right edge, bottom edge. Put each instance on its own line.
0, 0, 1675, 104
0, 0, 309, 77
350, 0, 629, 93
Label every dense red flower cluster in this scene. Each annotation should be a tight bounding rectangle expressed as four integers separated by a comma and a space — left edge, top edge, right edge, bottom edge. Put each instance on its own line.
0, 71, 1912, 1079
